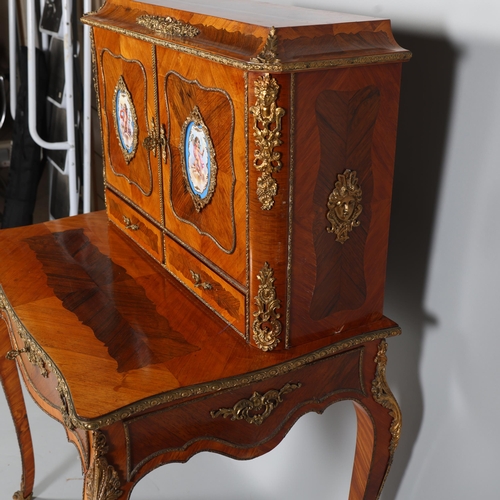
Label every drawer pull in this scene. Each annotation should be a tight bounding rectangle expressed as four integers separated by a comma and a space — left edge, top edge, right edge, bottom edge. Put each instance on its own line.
6, 341, 49, 378
6, 348, 27, 360
143, 118, 167, 163
190, 270, 213, 290
123, 216, 140, 231
210, 382, 301, 426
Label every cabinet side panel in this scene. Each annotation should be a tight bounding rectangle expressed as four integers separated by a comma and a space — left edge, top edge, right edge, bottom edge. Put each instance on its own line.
290, 64, 402, 344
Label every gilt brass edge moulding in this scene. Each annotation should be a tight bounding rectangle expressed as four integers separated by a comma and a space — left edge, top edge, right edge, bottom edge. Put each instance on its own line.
245, 71, 251, 341
1, 287, 400, 432
151, 45, 167, 228
0, 288, 81, 431
211, 382, 301, 425
100, 49, 154, 197
74, 327, 400, 430
285, 72, 296, 349
89, 29, 108, 209
82, 18, 411, 72
250, 73, 285, 210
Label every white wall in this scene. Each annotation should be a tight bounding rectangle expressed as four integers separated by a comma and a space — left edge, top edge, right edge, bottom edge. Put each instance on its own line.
3, 1, 500, 498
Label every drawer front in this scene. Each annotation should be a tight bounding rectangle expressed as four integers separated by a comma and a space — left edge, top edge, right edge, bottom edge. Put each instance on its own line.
124, 346, 364, 478
164, 236, 246, 335
107, 190, 163, 263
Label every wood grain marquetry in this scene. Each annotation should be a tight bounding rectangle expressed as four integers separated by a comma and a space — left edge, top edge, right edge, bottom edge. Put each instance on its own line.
23, 228, 197, 373
106, 189, 163, 262
164, 70, 236, 253
164, 235, 246, 334
84, 0, 409, 351
0, 2, 409, 499
0, 211, 403, 500
290, 64, 404, 345
310, 85, 380, 319
93, 28, 162, 224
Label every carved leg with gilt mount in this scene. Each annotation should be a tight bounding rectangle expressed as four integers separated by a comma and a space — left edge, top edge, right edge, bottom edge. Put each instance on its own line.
349, 339, 402, 500
83, 430, 125, 500
0, 314, 35, 500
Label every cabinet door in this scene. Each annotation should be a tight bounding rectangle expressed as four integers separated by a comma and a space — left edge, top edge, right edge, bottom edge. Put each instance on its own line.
156, 47, 247, 288
93, 29, 162, 223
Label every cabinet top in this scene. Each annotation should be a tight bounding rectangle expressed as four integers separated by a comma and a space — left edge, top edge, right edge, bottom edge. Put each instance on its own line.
83, 0, 411, 71
134, 0, 375, 27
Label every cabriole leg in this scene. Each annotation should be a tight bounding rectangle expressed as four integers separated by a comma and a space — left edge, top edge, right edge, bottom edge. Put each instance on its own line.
349, 339, 402, 500
0, 317, 35, 500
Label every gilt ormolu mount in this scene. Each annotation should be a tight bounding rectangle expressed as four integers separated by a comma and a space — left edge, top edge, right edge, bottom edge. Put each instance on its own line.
0, 1, 409, 499
84, 0, 410, 352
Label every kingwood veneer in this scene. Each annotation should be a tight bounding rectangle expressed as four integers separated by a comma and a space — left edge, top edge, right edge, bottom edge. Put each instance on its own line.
0, 1, 409, 498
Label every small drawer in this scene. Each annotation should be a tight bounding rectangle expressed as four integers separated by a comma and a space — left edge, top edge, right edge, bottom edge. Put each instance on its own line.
164, 236, 246, 336
106, 190, 163, 263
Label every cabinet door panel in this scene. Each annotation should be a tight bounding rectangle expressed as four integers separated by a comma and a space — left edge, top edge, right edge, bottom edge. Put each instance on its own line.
157, 48, 247, 287
94, 29, 162, 223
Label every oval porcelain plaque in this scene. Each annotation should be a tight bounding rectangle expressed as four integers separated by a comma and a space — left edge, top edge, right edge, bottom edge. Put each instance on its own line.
180, 106, 217, 212
113, 76, 138, 163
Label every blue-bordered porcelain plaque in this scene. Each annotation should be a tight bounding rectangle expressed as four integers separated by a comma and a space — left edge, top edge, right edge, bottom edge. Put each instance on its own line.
112, 75, 138, 164
180, 106, 217, 212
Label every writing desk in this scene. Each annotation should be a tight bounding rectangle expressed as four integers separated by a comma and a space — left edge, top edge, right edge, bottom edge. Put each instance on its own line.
0, 211, 400, 500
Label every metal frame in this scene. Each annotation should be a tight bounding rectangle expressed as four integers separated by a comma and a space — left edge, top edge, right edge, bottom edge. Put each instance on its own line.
8, 0, 93, 217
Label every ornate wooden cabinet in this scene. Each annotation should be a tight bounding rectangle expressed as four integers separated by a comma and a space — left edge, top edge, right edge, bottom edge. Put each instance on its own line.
83, 0, 410, 351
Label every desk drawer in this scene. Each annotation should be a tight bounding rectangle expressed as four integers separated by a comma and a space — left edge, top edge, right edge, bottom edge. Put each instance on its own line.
107, 190, 163, 262
164, 236, 246, 336
124, 346, 364, 478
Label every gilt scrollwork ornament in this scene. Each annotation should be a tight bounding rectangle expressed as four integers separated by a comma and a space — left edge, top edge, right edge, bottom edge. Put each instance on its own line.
86, 432, 123, 500
253, 262, 282, 351
250, 74, 285, 210
372, 340, 402, 454
13, 492, 32, 500
137, 14, 200, 38
251, 27, 280, 65
211, 382, 301, 425
326, 169, 363, 243
7, 337, 49, 378
57, 380, 76, 430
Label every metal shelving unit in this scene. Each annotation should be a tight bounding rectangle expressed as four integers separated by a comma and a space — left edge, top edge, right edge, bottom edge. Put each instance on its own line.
8, 0, 92, 220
